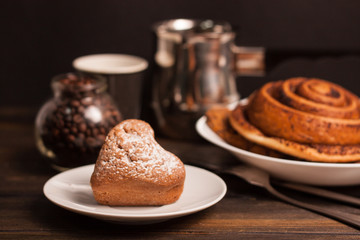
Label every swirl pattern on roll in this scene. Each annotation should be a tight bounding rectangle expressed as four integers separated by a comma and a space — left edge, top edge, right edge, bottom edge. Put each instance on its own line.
246, 77, 360, 145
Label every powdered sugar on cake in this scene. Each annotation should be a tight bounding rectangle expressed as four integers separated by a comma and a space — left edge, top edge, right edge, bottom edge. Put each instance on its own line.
93, 120, 184, 184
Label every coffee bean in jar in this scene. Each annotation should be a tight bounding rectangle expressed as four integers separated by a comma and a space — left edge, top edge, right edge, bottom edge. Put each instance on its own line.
35, 72, 122, 171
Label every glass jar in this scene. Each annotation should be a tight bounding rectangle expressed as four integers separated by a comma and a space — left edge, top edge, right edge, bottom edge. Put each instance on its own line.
35, 73, 122, 171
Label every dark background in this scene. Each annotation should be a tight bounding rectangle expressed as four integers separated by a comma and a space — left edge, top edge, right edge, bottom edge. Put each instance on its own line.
1, 0, 360, 118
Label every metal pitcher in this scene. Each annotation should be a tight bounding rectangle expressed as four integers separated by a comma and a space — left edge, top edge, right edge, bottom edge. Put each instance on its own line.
151, 19, 265, 139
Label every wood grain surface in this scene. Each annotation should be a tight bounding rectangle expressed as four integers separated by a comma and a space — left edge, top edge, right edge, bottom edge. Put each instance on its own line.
1, 109, 360, 239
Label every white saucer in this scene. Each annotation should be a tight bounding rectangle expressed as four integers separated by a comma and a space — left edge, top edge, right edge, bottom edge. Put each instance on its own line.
196, 116, 360, 186
43, 164, 226, 224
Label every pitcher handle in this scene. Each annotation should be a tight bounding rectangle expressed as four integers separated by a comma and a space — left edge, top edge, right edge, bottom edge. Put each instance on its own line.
232, 46, 265, 76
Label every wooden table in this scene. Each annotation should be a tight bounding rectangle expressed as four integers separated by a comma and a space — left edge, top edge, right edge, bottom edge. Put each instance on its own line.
1, 109, 360, 239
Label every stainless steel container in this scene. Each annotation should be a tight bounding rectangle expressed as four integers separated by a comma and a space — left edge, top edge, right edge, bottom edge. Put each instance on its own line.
151, 19, 265, 139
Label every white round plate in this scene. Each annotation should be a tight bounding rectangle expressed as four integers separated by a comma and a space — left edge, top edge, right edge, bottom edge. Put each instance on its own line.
43, 164, 226, 224
196, 116, 360, 186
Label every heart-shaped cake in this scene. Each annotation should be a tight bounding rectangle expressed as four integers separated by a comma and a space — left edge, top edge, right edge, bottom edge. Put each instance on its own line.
90, 119, 186, 206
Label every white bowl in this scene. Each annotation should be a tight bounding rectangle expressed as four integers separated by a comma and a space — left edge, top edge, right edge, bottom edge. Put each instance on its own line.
196, 116, 360, 186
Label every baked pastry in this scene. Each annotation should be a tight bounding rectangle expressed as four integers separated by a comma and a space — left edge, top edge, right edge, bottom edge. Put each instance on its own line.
90, 119, 186, 206
229, 77, 360, 163
205, 106, 286, 158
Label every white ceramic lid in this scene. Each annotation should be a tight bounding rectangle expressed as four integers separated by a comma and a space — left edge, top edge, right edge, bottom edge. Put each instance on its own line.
73, 54, 148, 74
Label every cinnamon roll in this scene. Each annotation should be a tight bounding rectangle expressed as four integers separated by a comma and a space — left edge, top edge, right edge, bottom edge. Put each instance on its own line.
229, 77, 360, 162
205, 106, 286, 158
